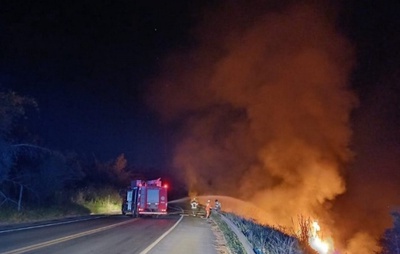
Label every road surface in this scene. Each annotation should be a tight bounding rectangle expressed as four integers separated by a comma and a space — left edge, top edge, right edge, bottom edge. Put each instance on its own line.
0, 213, 220, 254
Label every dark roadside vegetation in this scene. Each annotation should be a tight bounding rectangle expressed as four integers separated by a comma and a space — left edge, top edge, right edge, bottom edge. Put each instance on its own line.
1, 89, 399, 253
0, 89, 181, 225
216, 211, 400, 254
212, 211, 315, 254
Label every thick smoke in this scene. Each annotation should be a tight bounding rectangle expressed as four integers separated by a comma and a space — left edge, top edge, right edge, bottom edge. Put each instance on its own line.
148, 1, 366, 252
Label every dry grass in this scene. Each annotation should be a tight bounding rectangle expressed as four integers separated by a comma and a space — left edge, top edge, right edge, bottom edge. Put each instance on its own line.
211, 212, 247, 254
210, 219, 232, 254
222, 212, 305, 254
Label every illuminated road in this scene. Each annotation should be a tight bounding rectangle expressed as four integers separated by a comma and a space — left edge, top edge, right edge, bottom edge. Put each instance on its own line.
0, 215, 180, 254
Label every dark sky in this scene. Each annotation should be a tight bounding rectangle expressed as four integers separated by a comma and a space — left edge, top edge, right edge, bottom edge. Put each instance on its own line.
0, 0, 208, 167
1, 0, 399, 172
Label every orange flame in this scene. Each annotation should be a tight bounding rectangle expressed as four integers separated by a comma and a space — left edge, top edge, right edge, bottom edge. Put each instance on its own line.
309, 221, 334, 254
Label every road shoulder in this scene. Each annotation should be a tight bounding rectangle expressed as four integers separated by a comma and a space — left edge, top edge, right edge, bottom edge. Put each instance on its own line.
145, 215, 230, 254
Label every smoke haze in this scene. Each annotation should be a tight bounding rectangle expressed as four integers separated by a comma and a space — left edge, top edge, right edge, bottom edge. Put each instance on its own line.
147, 1, 385, 252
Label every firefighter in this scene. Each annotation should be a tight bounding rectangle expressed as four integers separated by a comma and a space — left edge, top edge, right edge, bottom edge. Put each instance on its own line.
205, 200, 211, 219
214, 199, 221, 212
190, 198, 199, 216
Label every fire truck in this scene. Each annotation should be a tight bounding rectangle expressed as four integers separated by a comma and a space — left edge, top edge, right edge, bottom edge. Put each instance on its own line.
121, 178, 168, 217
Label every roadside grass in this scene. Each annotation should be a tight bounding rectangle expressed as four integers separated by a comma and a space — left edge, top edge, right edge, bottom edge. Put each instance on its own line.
0, 187, 122, 225
0, 203, 90, 225
77, 198, 120, 214
215, 212, 311, 254
210, 220, 232, 254
211, 212, 246, 254
69, 186, 122, 214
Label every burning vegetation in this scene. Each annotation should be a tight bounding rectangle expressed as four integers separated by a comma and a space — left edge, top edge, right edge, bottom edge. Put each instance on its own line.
148, 1, 388, 253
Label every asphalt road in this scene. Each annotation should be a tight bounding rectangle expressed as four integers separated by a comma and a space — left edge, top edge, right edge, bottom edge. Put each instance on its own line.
0, 215, 181, 254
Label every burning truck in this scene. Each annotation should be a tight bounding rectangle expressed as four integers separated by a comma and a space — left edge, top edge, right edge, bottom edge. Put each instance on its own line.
121, 178, 168, 217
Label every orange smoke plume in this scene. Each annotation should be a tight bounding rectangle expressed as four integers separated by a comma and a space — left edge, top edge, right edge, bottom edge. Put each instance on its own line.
145, 1, 378, 252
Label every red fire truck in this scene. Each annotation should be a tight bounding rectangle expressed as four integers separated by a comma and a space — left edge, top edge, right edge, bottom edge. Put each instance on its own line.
121, 178, 168, 217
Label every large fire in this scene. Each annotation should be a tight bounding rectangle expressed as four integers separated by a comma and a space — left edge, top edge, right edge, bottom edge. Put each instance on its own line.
191, 196, 337, 253
308, 221, 334, 254
149, 0, 369, 252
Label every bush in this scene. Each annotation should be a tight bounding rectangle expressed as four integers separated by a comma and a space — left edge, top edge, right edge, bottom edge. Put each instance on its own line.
72, 186, 121, 214
380, 211, 400, 254
222, 212, 304, 254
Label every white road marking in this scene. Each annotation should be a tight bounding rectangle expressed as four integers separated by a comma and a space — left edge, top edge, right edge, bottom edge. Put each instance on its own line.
0, 216, 104, 234
139, 215, 184, 254
2, 218, 138, 254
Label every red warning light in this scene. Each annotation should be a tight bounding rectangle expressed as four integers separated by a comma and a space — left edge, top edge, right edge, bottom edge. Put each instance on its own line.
163, 184, 168, 189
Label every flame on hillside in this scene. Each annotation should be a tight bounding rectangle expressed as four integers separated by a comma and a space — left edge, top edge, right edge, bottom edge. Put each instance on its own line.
190, 195, 336, 253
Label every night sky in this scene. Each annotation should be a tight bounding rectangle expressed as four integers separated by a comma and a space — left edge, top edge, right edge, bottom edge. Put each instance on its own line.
1, 1, 398, 167
1, 0, 400, 250
1, 0, 208, 167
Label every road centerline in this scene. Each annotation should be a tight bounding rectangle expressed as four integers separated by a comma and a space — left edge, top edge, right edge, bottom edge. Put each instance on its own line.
1, 218, 138, 254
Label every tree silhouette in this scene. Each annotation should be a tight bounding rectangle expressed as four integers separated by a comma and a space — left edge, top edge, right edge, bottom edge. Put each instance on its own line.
0, 90, 85, 208
0, 90, 36, 185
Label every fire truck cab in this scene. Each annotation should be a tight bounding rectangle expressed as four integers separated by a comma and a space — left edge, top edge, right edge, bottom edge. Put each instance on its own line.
122, 178, 168, 217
